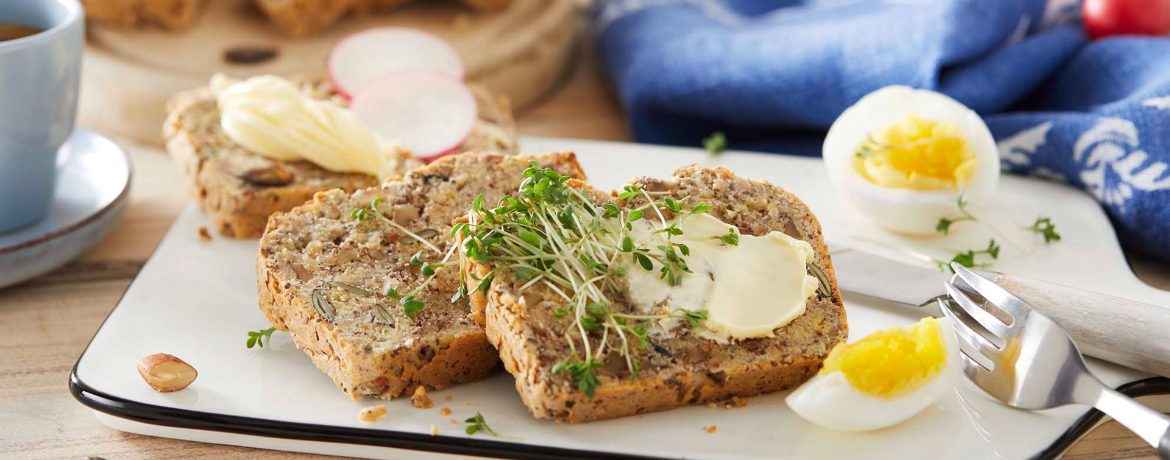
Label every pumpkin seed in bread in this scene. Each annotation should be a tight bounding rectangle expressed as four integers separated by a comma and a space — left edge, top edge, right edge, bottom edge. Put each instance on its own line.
257, 152, 586, 400
164, 78, 517, 238
462, 164, 847, 423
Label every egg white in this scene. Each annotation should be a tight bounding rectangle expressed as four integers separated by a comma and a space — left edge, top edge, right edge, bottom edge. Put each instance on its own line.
823, 86, 1000, 235
785, 318, 962, 432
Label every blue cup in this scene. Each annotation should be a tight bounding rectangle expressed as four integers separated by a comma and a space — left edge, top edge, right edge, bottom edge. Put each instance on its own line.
0, 0, 83, 233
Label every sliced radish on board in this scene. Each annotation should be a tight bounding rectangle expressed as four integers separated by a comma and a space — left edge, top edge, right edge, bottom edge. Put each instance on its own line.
329, 28, 465, 99
350, 72, 477, 161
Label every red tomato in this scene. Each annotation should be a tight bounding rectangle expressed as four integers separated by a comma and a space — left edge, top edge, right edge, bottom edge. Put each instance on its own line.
1082, 0, 1170, 39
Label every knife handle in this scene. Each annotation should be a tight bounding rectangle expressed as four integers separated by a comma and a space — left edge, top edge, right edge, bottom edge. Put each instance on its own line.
994, 274, 1170, 378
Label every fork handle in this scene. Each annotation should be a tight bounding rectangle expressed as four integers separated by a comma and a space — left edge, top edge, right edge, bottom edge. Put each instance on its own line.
994, 274, 1170, 378
1089, 386, 1170, 459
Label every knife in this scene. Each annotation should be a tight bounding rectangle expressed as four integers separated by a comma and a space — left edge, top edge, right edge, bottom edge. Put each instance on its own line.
831, 249, 1170, 378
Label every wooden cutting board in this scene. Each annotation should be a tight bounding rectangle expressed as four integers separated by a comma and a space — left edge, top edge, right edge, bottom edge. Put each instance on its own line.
79, 0, 578, 143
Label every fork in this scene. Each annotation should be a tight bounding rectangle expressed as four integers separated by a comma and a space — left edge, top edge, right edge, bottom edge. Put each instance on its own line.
936, 263, 1170, 459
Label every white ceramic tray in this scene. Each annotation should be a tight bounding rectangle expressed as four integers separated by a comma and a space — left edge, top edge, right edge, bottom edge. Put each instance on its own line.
71, 138, 1170, 460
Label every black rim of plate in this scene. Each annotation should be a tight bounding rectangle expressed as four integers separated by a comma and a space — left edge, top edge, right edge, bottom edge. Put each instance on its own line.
69, 367, 1169, 460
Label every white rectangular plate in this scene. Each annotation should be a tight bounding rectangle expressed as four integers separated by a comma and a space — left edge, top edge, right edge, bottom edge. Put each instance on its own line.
72, 138, 1170, 460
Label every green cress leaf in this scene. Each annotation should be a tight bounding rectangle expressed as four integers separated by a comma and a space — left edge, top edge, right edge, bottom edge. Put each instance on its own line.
703, 132, 726, 157
519, 230, 540, 246
1026, 217, 1062, 243
246, 327, 276, 349
401, 297, 424, 319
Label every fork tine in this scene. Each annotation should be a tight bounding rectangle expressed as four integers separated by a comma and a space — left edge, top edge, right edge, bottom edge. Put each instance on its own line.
937, 298, 1002, 361
959, 351, 989, 381
950, 264, 1029, 316
959, 351, 1014, 403
945, 281, 1012, 339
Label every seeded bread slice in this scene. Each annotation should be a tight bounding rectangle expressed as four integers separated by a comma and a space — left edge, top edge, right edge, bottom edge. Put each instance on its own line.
257, 152, 586, 400
83, 0, 203, 30
465, 165, 848, 423
164, 78, 517, 239
253, 0, 518, 37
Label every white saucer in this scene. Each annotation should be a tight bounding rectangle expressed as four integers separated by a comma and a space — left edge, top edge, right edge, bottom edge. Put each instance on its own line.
0, 128, 131, 289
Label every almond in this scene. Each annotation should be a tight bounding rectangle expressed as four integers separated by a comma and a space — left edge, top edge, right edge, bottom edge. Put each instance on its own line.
137, 353, 197, 392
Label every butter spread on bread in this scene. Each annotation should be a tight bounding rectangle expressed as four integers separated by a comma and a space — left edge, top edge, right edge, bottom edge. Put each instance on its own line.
211, 74, 405, 179
624, 213, 820, 341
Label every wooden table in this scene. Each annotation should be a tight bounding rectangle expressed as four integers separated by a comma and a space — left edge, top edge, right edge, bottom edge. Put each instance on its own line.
1, 45, 1167, 460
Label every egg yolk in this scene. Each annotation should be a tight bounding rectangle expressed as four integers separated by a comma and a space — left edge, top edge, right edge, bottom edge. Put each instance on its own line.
852, 116, 976, 190
820, 317, 947, 399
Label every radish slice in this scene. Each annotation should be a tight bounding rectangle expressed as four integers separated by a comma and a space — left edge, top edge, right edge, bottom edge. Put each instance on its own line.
329, 28, 465, 99
350, 72, 477, 161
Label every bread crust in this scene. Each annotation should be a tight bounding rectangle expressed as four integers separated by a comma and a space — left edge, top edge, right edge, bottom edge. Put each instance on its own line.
257, 152, 586, 400
466, 165, 848, 423
164, 79, 517, 239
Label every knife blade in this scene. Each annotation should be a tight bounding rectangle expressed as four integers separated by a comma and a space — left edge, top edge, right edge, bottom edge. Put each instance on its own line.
830, 249, 1170, 377
831, 249, 950, 307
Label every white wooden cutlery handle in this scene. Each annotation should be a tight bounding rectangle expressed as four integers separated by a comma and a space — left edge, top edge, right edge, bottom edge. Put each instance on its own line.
993, 274, 1170, 378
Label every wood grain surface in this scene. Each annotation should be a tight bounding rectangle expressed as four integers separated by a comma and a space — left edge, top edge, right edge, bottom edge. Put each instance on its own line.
80, 0, 578, 143
1, 40, 1167, 460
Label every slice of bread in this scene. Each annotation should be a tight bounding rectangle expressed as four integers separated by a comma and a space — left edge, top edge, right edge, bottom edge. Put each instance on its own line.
83, 0, 203, 30
465, 165, 848, 423
257, 152, 587, 400
164, 78, 517, 238
253, 0, 386, 38
253, 0, 518, 37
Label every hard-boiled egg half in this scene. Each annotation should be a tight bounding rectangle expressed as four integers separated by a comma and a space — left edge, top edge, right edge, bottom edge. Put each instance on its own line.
786, 317, 960, 432
824, 86, 999, 235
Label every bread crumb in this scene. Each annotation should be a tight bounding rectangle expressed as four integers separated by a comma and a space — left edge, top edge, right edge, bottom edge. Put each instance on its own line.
466, 401, 472, 406
703, 425, 717, 434
706, 402, 717, 409
429, 424, 438, 436
445, 395, 453, 402
721, 396, 748, 410
412, 386, 434, 409
197, 226, 212, 241
358, 405, 386, 422
441, 407, 452, 415
450, 419, 459, 425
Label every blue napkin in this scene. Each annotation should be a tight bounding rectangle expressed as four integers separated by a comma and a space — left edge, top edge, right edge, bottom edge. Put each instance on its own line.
594, 0, 1170, 260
